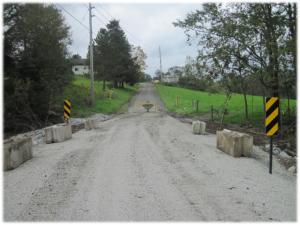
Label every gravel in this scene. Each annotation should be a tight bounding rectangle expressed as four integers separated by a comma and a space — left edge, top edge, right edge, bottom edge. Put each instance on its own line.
4, 84, 296, 222
7, 113, 113, 145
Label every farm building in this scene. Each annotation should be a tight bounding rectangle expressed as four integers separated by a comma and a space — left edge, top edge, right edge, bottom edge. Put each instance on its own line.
72, 58, 89, 75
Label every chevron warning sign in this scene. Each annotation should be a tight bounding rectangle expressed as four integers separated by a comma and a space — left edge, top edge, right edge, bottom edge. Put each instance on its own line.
64, 100, 71, 119
266, 97, 278, 136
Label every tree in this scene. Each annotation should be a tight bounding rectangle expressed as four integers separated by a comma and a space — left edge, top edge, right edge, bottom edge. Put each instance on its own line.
154, 69, 161, 81
130, 45, 148, 80
88, 20, 139, 88
4, 3, 73, 131
173, 3, 296, 118
72, 53, 81, 59
139, 74, 152, 82
168, 66, 184, 78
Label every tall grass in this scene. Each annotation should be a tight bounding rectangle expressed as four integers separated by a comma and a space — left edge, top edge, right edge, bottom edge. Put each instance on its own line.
62, 75, 139, 117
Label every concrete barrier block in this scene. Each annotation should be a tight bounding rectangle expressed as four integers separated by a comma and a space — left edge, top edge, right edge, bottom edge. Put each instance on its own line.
192, 121, 206, 135
62, 124, 72, 140
90, 118, 99, 129
217, 129, 253, 158
85, 120, 91, 131
192, 121, 201, 134
4, 137, 33, 171
52, 125, 65, 143
45, 127, 53, 144
241, 134, 253, 157
199, 122, 206, 134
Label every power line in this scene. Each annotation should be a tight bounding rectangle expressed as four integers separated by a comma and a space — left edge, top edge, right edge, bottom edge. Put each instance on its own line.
83, 3, 88, 9
94, 16, 106, 26
73, 9, 89, 36
56, 3, 96, 36
92, 7, 152, 52
97, 3, 156, 50
93, 5, 110, 22
74, 32, 89, 53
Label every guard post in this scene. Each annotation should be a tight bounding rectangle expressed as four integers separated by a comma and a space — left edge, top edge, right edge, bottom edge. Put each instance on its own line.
266, 97, 279, 174
64, 100, 71, 124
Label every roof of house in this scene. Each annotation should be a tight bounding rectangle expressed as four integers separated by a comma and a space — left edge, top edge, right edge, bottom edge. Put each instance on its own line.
73, 58, 87, 65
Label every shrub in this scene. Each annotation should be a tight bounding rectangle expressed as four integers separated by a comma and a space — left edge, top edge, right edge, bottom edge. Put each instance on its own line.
107, 83, 114, 89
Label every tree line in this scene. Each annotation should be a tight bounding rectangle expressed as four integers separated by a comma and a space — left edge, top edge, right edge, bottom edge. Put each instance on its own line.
172, 3, 296, 118
85, 19, 147, 89
4, 3, 74, 132
3, 3, 147, 132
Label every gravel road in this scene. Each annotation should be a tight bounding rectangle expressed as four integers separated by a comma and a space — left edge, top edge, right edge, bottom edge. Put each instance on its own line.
4, 83, 296, 222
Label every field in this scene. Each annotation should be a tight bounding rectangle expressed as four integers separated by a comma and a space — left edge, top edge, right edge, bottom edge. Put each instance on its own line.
63, 75, 140, 117
155, 84, 297, 129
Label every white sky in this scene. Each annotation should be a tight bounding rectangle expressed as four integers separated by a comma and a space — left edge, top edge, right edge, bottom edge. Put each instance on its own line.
56, 1, 203, 78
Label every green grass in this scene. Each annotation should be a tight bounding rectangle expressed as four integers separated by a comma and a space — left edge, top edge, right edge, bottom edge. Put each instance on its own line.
63, 75, 140, 117
155, 84, 297, 129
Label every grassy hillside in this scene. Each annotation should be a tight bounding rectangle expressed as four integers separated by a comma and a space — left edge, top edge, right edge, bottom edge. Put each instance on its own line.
62, 75, 139, 117
155, 84, 296, 129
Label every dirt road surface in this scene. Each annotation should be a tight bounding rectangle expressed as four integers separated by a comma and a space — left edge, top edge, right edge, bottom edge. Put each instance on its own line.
4, 83, 296, 222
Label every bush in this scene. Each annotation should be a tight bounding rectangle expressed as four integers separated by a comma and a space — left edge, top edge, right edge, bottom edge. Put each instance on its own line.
107, 83, 114, 89
164, 82, 178, 87
70, 83, 111, 106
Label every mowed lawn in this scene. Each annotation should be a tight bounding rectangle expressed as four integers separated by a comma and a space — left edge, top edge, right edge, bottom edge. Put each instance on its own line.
155, 84, 296, 128
64, 75, 139, 117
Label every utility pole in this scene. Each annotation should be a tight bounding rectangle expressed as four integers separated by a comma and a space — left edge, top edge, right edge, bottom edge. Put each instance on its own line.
159, 46, 162, 83
89, 3, 94, 108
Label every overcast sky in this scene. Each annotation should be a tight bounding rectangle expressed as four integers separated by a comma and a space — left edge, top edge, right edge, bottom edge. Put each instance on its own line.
56, 1, 202, 78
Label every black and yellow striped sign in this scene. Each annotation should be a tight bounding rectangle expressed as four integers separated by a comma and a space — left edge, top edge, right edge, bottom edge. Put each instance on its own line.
64, 100, 71, 119
266, 97, 278, 136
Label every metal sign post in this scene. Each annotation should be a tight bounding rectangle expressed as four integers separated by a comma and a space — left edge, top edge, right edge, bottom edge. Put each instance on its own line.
269, 136, 273, 174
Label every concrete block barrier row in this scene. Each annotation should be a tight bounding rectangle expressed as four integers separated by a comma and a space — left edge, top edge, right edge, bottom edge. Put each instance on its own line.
4, 137, 33, 171
217, 129, 253, 158
45, 124, 72, 144
192, 121, 206, 135
85, 118, 99, 131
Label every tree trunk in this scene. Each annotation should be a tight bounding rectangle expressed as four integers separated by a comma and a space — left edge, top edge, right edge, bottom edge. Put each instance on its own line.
114, 80, 118, 88
103, 80, 105, 91
242, 84, 248, 118
286, 81, 290, 116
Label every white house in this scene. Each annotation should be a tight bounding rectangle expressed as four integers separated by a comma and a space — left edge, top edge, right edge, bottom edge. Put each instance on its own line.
163, 74, 179, 83
72, 58, 89, 75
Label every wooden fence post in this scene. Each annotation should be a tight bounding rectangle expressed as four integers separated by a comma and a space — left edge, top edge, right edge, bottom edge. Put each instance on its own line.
221, 109, 227, 124
196, 100, 199, 111
211, 106, 213, 121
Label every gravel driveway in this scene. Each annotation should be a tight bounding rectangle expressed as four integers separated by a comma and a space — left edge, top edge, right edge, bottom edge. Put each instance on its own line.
3, 83, 296, 222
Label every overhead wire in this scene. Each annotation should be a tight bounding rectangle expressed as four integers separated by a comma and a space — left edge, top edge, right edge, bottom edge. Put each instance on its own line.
74, 32, 89, 53
96, 3, 157, 50
56, 3, 96, 36
59, 3, 159, 65
83, 3, 88, 9
73, 9, 89, 36
92, 4, 154, 53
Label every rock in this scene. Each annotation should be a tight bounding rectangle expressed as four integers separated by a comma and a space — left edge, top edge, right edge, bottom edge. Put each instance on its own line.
288, 166, 296, 173
273, 147, 281, 154
284, 149, 296, 157
279, 151, 291, 158
265, 144, 278, 149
